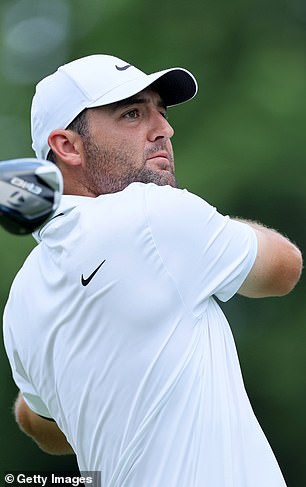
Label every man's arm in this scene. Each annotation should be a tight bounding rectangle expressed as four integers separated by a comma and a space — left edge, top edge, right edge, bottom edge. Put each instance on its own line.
14, 392, 74, 455
237, 220, 303, 298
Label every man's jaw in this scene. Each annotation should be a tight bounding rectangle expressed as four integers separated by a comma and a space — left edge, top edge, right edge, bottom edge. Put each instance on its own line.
136, 163, 177, 188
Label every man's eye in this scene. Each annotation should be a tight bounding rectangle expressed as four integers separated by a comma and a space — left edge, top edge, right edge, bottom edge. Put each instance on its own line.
124, 109, 139, 119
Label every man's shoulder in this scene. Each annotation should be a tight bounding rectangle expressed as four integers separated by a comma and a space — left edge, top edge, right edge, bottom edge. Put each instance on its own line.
134, 183, 213, 217
36, 184, 211, 243
87, 183, 196, 217
57, 184, 198, 213
124, 182, 200, 206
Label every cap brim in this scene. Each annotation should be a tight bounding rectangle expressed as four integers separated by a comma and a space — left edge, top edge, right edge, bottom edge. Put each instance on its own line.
149, 68, 198, 106
87, 67, 198, 109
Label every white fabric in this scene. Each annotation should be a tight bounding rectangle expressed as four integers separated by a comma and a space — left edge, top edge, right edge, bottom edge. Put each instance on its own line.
3, 183, 286, 486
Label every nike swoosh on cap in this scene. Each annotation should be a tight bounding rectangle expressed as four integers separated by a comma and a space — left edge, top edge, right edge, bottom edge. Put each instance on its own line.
115, 64, 132, 71
81, 260, 106, 286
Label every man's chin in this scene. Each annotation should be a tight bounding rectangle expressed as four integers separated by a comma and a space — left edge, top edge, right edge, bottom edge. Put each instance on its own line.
136, 169, 178, 188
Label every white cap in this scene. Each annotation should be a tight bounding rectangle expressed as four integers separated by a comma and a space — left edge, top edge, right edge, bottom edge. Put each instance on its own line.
31, 54, 198, 160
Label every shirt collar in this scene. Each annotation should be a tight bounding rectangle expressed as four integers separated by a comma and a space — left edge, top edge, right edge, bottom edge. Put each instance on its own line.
32, 194, 92, 243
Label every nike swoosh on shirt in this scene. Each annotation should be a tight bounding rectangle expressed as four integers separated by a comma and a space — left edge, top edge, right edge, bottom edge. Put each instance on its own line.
81, 260, 106, 286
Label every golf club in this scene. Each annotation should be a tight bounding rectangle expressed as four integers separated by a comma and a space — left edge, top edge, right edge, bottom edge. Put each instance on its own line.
0, 158, 63, 235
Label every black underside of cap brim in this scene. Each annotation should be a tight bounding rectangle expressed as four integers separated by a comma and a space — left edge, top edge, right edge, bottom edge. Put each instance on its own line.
151, 69, 197, 107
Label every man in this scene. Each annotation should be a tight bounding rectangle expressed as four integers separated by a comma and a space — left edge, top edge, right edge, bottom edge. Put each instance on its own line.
3, 54, 302, 486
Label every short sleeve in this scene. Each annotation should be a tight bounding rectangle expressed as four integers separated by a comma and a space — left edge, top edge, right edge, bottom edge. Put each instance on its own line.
3, 316, 52, 418
145, 185, 257, 315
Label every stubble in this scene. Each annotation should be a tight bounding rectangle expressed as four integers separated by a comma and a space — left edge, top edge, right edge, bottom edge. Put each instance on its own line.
81, 138, 178, 195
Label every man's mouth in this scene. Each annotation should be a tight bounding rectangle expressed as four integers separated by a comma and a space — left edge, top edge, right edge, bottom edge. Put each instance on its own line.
146, 152, 172, 170
147, 151, 169, 161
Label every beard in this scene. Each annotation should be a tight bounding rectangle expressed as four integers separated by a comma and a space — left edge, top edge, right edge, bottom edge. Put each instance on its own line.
80, 137, 178, 196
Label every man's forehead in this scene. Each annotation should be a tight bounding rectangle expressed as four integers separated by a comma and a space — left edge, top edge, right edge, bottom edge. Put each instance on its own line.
106, 88, 166, 110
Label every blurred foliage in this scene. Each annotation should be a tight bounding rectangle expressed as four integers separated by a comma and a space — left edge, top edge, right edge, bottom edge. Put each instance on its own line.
0, 0, 305, 484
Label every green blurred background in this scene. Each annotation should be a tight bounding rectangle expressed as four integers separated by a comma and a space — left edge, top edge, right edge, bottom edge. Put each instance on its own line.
0, 0, 305, 484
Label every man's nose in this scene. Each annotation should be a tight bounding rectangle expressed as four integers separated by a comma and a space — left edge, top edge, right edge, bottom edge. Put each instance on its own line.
147, 111, 174, 141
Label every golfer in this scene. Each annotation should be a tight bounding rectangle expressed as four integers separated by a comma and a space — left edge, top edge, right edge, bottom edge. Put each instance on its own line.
3, 54, 303, 486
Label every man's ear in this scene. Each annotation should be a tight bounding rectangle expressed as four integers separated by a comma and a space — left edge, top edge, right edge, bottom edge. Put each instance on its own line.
48, 129, 83, 166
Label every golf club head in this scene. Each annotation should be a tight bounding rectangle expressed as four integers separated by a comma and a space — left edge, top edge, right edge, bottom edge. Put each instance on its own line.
0, 158, 63, 235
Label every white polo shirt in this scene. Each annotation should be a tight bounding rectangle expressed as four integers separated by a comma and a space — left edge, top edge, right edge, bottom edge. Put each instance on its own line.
3, 183, 286, 486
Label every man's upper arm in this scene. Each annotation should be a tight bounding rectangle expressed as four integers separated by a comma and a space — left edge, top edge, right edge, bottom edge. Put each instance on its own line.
14, 392, 74, 455
145, 186, 258, 308
238, 222, 303, 298
145, 186, 302, 304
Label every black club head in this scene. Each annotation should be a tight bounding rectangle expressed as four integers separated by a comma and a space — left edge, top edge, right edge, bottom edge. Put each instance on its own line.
0, 158, 63, 235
